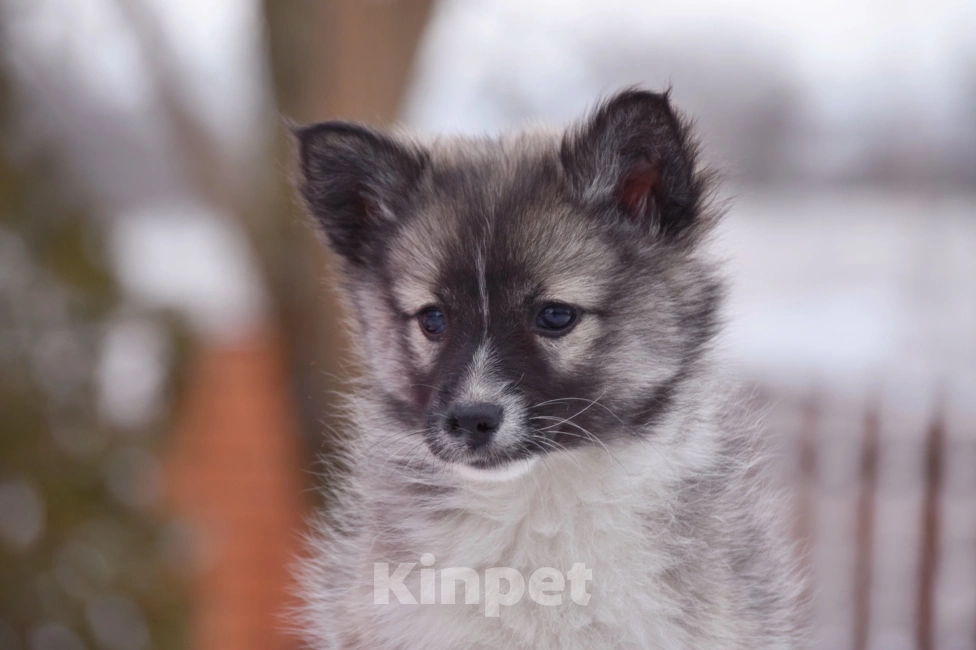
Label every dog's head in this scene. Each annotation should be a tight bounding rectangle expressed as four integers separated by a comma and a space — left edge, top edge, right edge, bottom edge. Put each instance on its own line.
295, 89, 723, 480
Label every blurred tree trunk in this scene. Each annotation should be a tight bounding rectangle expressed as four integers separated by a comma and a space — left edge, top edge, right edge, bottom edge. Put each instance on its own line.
265, 0, 434, 123
261, 0, 435, 459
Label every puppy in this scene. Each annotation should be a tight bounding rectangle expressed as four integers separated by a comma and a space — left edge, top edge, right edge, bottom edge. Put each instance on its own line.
292, 88, 806, 649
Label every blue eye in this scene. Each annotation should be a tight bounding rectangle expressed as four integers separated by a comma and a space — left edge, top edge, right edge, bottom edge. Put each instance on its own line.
535, 304, 578, 335
418, 307, 447, 339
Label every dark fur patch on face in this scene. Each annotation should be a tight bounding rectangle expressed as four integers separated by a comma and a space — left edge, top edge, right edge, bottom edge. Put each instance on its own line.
295, 88, 723, 469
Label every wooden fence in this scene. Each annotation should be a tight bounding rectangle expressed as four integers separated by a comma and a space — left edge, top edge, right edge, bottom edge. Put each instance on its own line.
764, 382, 976, 650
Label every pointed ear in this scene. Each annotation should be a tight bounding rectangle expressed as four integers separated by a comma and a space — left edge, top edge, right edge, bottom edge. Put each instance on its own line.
561, 89, 709, 242
293, 121, 429, 266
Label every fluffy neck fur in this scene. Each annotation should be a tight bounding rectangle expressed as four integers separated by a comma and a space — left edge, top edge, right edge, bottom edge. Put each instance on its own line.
297, 361, 806, 650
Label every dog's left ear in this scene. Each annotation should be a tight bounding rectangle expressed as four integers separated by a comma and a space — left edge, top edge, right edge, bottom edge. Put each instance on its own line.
561, 89, 709, 242
293, 121, 429, 268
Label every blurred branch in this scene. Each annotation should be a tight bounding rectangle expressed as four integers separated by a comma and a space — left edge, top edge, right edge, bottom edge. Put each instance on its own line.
110, 0, 240, 212
109, 0, 300, 348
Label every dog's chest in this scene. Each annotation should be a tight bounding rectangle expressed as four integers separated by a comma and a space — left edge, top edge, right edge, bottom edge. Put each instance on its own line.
367, 475, 694, 649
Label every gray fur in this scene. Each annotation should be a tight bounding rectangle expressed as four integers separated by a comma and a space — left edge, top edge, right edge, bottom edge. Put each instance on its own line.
292, 89, 808, 649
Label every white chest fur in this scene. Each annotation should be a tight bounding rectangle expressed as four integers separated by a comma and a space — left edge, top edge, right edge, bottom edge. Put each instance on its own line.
353, 443, 729, 650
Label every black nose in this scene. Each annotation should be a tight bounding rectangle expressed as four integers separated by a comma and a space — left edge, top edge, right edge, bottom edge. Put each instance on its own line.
447, 402, 503, 450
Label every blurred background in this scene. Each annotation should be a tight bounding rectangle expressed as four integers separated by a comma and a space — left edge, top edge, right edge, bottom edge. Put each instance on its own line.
0, 1, 973, 649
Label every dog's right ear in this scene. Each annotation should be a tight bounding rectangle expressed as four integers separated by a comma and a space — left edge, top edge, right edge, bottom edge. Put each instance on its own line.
561, 89, 709, 244
294, 121, 429, 267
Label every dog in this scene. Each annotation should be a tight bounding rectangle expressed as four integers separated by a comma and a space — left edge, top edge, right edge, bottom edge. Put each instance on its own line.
292, 88, 806, 649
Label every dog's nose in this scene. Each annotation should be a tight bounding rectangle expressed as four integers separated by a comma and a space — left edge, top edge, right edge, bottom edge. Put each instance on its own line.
447, 402, 503, 450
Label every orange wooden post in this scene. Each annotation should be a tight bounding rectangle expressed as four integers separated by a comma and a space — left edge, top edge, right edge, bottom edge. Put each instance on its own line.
164, 331, 308, 650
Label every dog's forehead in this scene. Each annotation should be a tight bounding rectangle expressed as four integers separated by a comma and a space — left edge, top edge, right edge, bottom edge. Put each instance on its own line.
386, 144, 620, 312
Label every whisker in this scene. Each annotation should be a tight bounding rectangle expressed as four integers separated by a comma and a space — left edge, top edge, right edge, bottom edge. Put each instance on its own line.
529, 431, 584, 472
541, 421, 628, 474
528, 394, 625, 424
407, 382, 440, 391
355, 428, 428, 461
378, 438, 426, 474
401, 439, 432, 474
